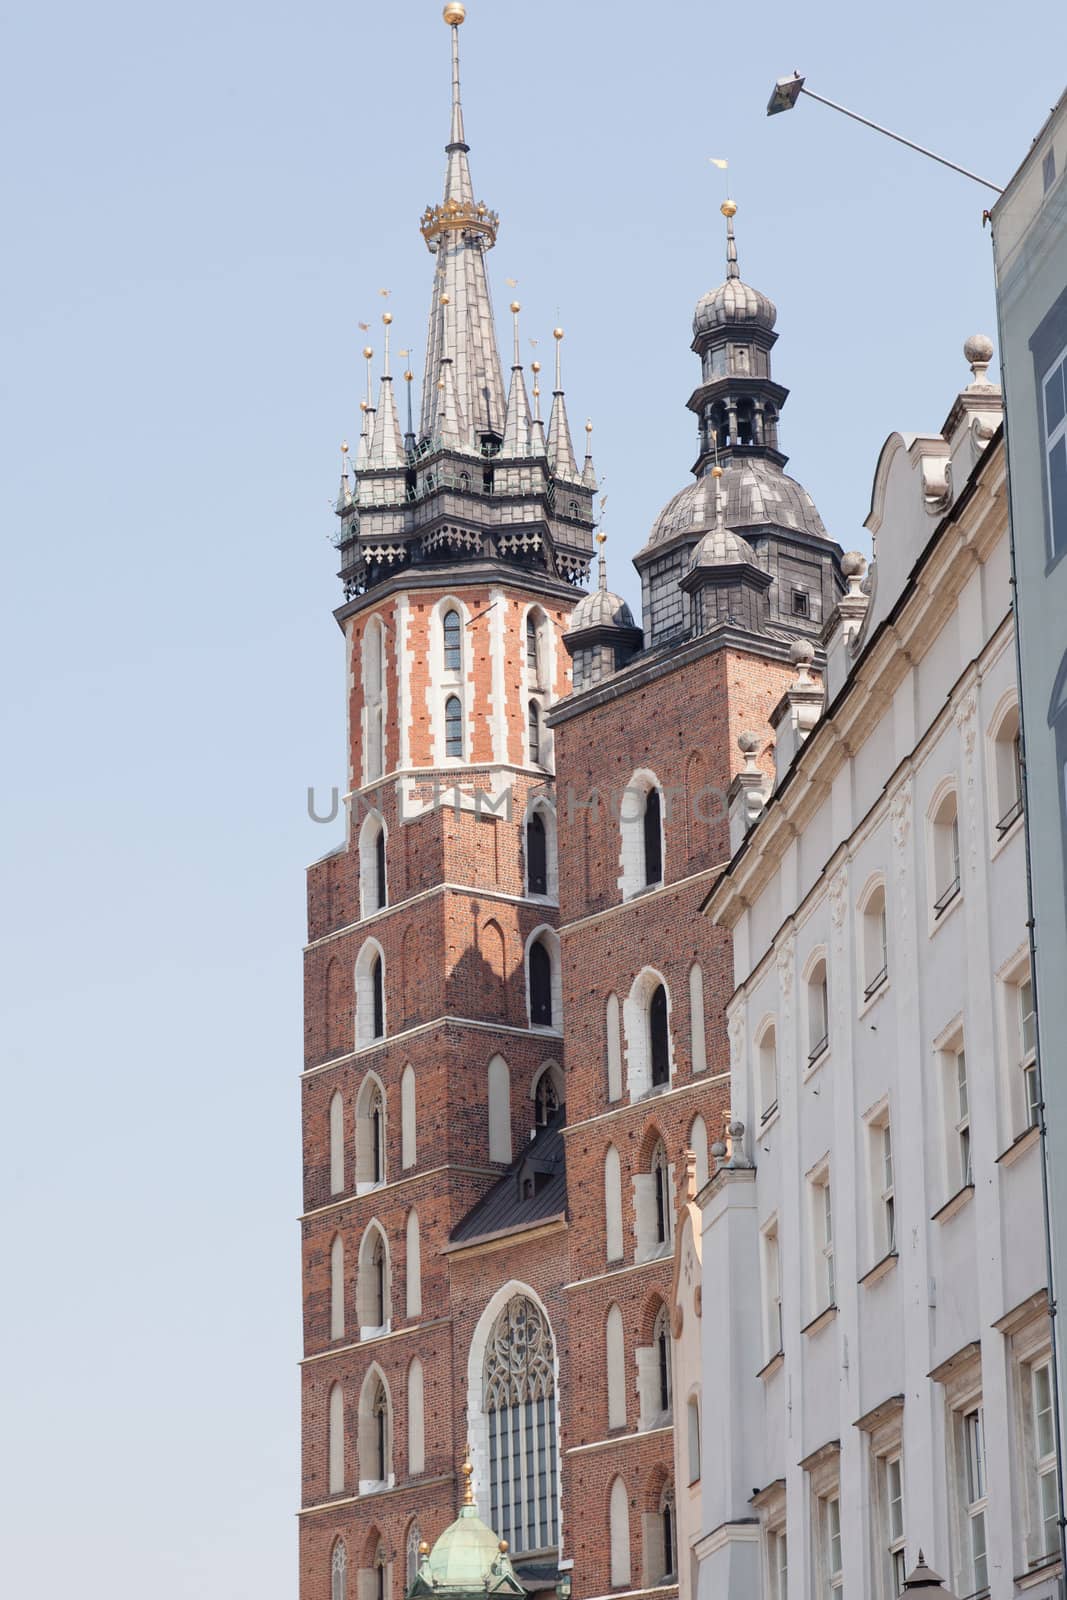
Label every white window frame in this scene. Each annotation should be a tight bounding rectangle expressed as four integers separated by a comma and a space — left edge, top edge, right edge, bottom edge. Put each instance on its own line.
809, 1164, 835, 1315
1041, 342, 1067, 562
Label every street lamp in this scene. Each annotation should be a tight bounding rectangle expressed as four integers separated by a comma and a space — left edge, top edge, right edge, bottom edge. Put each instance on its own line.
555, 1573, 572, 1600
901, 1551, 959, 1599
766, 72, 1003, 194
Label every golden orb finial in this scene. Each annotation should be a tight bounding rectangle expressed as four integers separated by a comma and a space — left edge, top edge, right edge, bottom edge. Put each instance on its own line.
362, 346, 374, 360
585, 419, 593, 434
440, 293, 451, 306
418, 1541, 431, 1557
403, 370, 414, 383
553, 327, 564, 341
341, 440, 349, 454
510, 300, 521, 314
720, 199, 737, 218
596, 530, 607, 546
531, 360, 541, 374
382, 311, 393, 325
711, 464, 724, 479
460, 1442, 475, 1506
443, 1, 466, 24
498, 1542, 508, 1555
360, 400, 368, 413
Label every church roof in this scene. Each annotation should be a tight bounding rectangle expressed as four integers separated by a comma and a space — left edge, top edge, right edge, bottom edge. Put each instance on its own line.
451, 1112, 566, 1245
640, 458, 828, 557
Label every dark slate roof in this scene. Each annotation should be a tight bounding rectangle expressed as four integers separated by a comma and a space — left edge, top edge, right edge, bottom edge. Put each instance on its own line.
450, 1112, 567, 1245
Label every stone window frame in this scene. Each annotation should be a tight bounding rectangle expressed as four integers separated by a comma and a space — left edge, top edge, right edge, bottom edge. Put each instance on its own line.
998, 1294, 1060, 1575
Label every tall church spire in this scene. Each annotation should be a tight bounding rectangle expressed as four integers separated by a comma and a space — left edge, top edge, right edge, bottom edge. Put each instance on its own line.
418, 5, 507, 445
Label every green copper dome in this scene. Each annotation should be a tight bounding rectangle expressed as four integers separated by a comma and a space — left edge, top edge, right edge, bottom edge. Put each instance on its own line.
408, 1499, 525, 1600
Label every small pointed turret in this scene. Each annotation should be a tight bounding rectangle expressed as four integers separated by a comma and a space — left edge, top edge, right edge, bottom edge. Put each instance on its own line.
582, 418, 598, 490
502, 301, 533, 456
336, 440, 352, 511
368, 313, 406, 469
547, 328, 580, 481
529, 361, 547, 455
357, 346, 377, 467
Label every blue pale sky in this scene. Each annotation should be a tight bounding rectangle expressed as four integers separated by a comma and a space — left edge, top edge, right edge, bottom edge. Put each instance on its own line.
1, 1, 1061, 1594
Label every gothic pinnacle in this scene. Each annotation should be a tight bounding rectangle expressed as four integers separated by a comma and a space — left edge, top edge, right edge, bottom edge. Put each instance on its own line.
547, 327, 580, 481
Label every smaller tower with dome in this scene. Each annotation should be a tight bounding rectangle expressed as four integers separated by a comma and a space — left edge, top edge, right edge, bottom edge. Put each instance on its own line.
563, 532, 642, 690
407, 1450, 526, 1600
635, 202, 843, 648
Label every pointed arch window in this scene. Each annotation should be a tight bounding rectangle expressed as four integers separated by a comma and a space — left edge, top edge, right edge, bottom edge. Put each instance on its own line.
528, 701, 542, 765
526, 614, 539, 673
529, 938, 553, 1027
651, 1141, 670, 1249
443, 609, 462, 672
660, 1485, 677, 1580
405, 1525, 423, 1590
654, 1305, 673, 1417
643, 788, 663, 886
372, 1381, 388, 1481
534, 1062, 562, 1126
649, 985, 669, 1087
331, 1541, 348, 1600
375, 829, 386, 909
445, 694, 463, 759
374, 1544, 387, 1600
355, 1077, 386, 1190
527, 810, 548, 895
371, 953, 384, 1040
483, 1295, 559, 1556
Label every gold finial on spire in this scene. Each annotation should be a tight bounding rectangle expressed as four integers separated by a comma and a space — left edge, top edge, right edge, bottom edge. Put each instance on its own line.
721, 199, 737, 218
460, 1442, 475, 1506
443, 1, 466, 24
341, 440, 349, 455
510, 301, 522, 367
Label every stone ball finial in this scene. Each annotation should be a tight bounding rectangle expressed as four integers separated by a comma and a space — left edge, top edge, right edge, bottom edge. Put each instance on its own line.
738, 730, 760, 756
964, 333, 994, 385
729, 1119, 745, 1141
841, 550, 867, 579
790, 638, 816, 666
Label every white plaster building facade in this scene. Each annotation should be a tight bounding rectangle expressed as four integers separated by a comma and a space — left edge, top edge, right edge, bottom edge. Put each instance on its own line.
694, 347, 1062, 1600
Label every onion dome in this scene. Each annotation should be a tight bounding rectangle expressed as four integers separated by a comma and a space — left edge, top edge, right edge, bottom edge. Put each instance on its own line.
642, 458, 827, 557
569, 582, 636, 634
693, 200, 776, 336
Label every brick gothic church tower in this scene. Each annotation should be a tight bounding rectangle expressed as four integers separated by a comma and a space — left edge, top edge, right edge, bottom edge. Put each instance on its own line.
299, 10, 843, 1600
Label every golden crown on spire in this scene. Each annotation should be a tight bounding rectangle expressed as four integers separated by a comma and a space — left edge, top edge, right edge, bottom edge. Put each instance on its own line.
421, 198, 499, 249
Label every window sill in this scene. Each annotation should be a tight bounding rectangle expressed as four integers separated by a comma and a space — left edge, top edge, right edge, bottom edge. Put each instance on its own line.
759, 1104, 780, 1133
992, 807, 1024, 859
801, 1304, 838, 1338
929, 884, 963, 937
997, 1124, 1041, 1166
757, 1349, 785, 1381
859, 973, 890, 1016
1015, 1554, 1063, 1589
932, 1183, 975, 1224
803, 1046, 830, 1083
859, 1250, 898, 1288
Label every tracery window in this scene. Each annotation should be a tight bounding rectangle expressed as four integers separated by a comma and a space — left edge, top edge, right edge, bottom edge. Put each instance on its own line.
405, 1525, 423, 1589
535, 1066, 561, 1126
331, 1541, 348, 1600
483, 1295, 559, 1555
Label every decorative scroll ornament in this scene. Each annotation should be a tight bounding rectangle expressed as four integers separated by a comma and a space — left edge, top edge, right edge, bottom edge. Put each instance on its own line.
829, 867, 848, 930
890, 782, 913, 856
776, 932, 796, 1000
727, 1005, 746, 1072
954, 690, 978, 757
